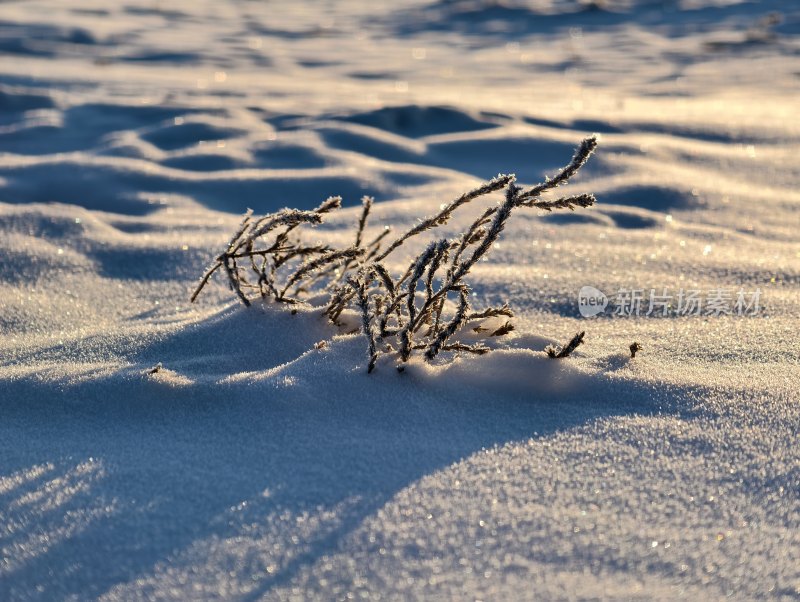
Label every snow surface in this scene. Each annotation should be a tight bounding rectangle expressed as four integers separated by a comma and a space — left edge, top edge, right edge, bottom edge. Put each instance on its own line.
1, 0, 799, 599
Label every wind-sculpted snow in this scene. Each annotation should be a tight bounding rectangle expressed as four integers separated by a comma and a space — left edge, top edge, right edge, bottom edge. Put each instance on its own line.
0, 0, 799, 599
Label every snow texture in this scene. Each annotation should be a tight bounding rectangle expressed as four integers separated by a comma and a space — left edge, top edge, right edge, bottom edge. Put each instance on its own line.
0, 0, 798, 600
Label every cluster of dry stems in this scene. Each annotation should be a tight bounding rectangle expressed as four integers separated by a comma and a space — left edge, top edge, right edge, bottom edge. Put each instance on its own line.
192, 136, 598, 372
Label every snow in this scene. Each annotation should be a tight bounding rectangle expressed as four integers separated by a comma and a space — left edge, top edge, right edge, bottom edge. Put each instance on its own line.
1, 0, 799, 599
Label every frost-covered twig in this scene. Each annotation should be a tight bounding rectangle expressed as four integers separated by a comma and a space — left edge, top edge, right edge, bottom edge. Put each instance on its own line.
524, 193, 596, 212
518, 135, 598, 200
193, 136, 599, 372
190, 197, 350, 306
546, 331, 586, 358
375, 173, 515, 262
350, 275, 380, 373
425, 285, 471, 360
280, 247, 364, 299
